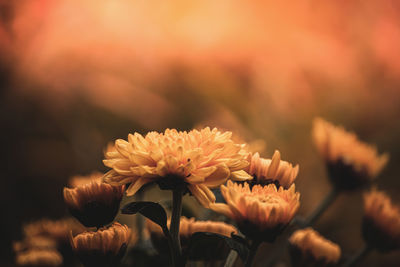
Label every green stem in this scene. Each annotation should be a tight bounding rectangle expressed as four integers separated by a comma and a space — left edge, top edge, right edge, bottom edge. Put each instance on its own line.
342, 244, 372, 267
170, 188, 184, 267
223, 250, 238, 267
162, 227, 176, 267
136, 189, 145, 245
303, 188, 338, 227
245, 240, 262, 267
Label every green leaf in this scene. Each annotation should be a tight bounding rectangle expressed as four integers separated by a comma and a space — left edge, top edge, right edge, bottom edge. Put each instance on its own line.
186, 232, 249, 262
121, 201, 168, 230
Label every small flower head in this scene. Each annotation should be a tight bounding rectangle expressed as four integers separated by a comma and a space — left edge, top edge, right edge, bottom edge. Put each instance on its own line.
363, 189, 400, 252
289, 228, 341, 266
23, 218, 85, 245
312, 118, 388, 191
210, 181, 300, 242
246, 151, 299, 189
103, 127, 252, 207
179, 217, 237, 238
63, 179, 125, 228
146, 217, 237, 260
13, 237, 57, 253
70, 223, 131, 267
16, 249, 63, 267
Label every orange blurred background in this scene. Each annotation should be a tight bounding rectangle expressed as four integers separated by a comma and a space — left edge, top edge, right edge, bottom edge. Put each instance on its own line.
1, 0, 399, 266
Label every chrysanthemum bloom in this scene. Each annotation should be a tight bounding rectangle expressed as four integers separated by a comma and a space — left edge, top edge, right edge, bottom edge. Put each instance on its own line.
362, 189, 400, 252
146, 217, 237, 260
13, 237, 57, 253
245, 151, 299, 189
289, 228, 341, 267
312, 118, 388, 191
63, 179, 125, 228
70, 223, 131, 267
210, 181, 300, 242
68, 172, 103, 188
103, 127, 252, 207
24, 218, 85, 245
16, 249, 63, 267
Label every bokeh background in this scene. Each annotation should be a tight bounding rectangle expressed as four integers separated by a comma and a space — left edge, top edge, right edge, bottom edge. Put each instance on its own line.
1, 0, 399, 266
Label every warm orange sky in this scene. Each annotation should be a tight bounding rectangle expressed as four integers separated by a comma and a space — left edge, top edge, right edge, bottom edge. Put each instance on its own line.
1, 0, 400, 127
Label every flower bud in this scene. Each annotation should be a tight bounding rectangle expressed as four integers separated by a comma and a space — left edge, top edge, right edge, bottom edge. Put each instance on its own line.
70, 223, 131, 267
23, 218, 85, 246
312, 118, 388, 191
289, 228, 341, 267
246, 151, 299, 189
13, 237, 57, 253
16, 249, 63, 267
63, 180, 124, 228
363, 189, 400, 252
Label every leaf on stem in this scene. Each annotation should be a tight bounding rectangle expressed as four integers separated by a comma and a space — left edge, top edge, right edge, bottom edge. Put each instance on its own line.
186, 232, 249, 261
121, 201, 168, 230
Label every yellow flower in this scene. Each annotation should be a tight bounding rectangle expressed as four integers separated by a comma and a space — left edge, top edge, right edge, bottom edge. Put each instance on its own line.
289, 228, 341, 264
312, 118, 388, 190
210, 181, 300, 241
16, 249, 63, 267
246, 151, 299, 189
70, 223, 132, 267
23, 218, 85, 245
103, 127, 252, 207
68, 172, 103, 188
146, 217, 238, 260
63, 179, 125, 227
363, 189, 400, 251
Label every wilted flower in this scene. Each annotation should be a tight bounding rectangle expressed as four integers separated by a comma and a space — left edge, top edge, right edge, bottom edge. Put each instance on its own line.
289, 228, 341, 266
23, 218, 85, 245
70, 223, 131, 267
68, 172, 103, 188
210, 181, 300, 242
103, 127, 252, 207
63, 179, 125, 227
16, 249, 63, 267
312, 118, 388, 190
246, 151, 299, 189
146, 217, 237, 260
363, 189, 400, 252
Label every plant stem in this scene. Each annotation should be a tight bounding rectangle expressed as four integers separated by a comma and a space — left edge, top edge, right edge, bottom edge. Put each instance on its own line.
163, 227, 176, 267
342, 244, 372, 267
170, 188, 184, 267
245, 240, 261, 267
136, 189, 145, 245
223, 250, 238, 267
302, 188, 338, 227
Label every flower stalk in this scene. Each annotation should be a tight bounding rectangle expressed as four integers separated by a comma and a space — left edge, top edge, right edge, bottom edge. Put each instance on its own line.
301, 188, 339, 227
342, 244, 372, 267
245, 239, 262, 267
170, 187, 184, 267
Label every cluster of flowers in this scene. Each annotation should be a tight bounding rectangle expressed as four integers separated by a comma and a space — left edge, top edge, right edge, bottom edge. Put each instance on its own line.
13, 121, 399, 267
13, 217, 85, 266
